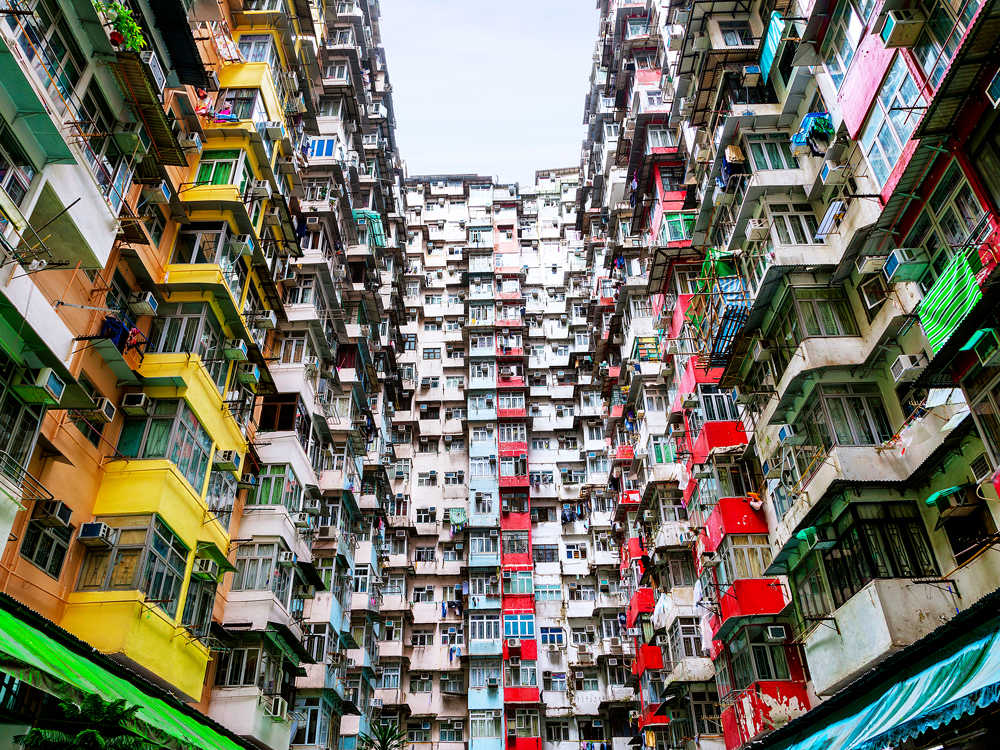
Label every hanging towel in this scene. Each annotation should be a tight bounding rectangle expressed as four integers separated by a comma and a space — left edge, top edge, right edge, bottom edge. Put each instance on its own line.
442, 602, 447, 617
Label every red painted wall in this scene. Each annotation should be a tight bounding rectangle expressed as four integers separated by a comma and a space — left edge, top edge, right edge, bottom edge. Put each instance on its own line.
720, 681, 810, 750
701, 496, 768, 554
837, 41, 895, 139
626, 587, 655, 628
714, 579, 788, 639
691, 420, 747, 464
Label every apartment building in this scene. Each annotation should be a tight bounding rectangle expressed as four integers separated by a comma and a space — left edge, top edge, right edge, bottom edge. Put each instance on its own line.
0, 0, 404, 747
578, 1, 1000, 750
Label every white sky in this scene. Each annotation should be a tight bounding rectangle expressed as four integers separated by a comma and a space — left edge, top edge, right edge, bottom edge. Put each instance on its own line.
377, 0, 600, 186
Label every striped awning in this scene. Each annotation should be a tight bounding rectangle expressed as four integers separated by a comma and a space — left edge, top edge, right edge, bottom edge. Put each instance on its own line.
917, 252, 983, 353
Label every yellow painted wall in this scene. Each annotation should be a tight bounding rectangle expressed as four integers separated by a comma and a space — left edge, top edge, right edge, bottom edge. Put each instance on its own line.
61, 590, 210, 701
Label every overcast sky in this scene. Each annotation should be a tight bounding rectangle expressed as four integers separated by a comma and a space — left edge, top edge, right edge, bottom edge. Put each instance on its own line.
377, 0, 600, 186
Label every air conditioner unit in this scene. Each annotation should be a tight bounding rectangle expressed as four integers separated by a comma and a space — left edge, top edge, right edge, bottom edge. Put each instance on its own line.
293, 511, 311, 528
395, 530, 407, 538
548, 643, 560, 651
509, 657, 521, 666
778, 424, 805, 446
821, 160, 848, 186
120, 392, 151, 416
277, 551, 297, 566
224, 338, 249, 361
972, 328, 1000, 367
741, 65, 761, 87
264, 121, 284, 139
178, 132, 203, 152
746, 218, 769, 241
256, 309, 278, 329
643, 510, 656, 520
128, 291, 158, 317
487, 677, 500, 687
507, 638, 521, 650
142, 180, 170, 204
988, 69, 1000, 109
303, 498, 321, 515
880, 8, 926, 48
192, 557, 220, 580
692, 33, 711, 51
856, 255, 889, 275
883, 247, 928, 282
250, 180, 272, 199
231, 234, 254, 257
694, 145, 712, 162
214, 450, 242, 472
266, 696, 288, 722
971, 453, 993, 484
238, 364, 261, 385
35, 499, 72, 528
891, 353, 928, 382
78, 522, 116, 548
89, 397, 117, 424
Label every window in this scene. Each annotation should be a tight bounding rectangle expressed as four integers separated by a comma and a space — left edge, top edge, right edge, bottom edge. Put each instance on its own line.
471, 710, 501, 739
470, 532, 499, 554
440, 720, 463, 741
569, 582, 596, 600
647, 126, 676, 149
442, 545, 464, 561
502, 531, 529, 554
717, 534, 773, 586
416, 507, 436, 523
411, 628, 434, 646
514, 709, 540, 738
77, 516, 188, 619
565, 543, 587, 560
470, 614, 501, 640
546, 721, 570, 742
544, 672, 567, 691
822, 0, 864, 89
423, 347, 441, 359
575, 670, 599, 691
195, 149, 253, 189
248, 464, 303, 514
214, 637, 282, 689
746, 134, 796, 170
719, 19, 754, 45
540, 627, 564, 645
861, 56, 925, 187
768, 203, 824, 246
415, 547, 435, 562
801, 383, 893, 449
913, 0, 983, 88
441, 626, 464, 645
407, 723, 430, 743
793, 502, 937, 616
572, 627, 596, 645
117, 400, 212, 493
20, 521, 72, 579
906, 161, 985, 292
409, 674, 433, 692
379, 664, 401, 689
444, 471, 465, 485
505, 660, 537, 687
417, 473, 438, 487
668, 617, 702, 662
658, 213, 695, 243
354, 566, 370, 593
503, 570, 533, 594
504, 614, 535, 637
533, 544, 558, 563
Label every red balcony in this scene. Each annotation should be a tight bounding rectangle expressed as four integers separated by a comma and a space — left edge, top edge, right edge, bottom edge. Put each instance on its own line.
639, 705, 671, 729
626, 587, 655, 629
701, 496, 768, 556
613, 444, 634, 461
496, 290, 522, 302
721, 681, 809, 750
711, 579, 789, 640
630, 643, 663, 678
619, 536, 645, 570
497, 374, 525, 388
507, 738, 541, 750
613, 489, 641, 521
500, 474, 530, 488
499, 442, 528, 456
692, 420, 747, 464
500, 508, 530, 529
503, 638, 536, 660
503, 685, 542, 706
501, 593, 535, 613
498, 408, 528, 419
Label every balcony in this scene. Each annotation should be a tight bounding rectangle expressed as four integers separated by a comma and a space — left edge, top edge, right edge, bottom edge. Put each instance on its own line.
710, 579, 790, 641
802, 578, 956, 696
469, 637, 503, 656
208, 690, 293, 750
60, 588, 211, 702
720, 681, 809, 750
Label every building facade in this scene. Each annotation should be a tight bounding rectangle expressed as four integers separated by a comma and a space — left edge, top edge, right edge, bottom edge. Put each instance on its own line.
1, 1, 1000, 750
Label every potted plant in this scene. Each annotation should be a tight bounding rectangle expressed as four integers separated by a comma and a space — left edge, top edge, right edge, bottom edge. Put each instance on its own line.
94, 0, 147, 52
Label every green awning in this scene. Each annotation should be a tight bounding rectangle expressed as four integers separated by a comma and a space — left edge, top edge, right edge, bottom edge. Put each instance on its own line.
0, 595, 252, 750
196, 541, 237, 574
761, 12, 785, 83
779, 627, 1000, 750
917, 252, 983, 353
